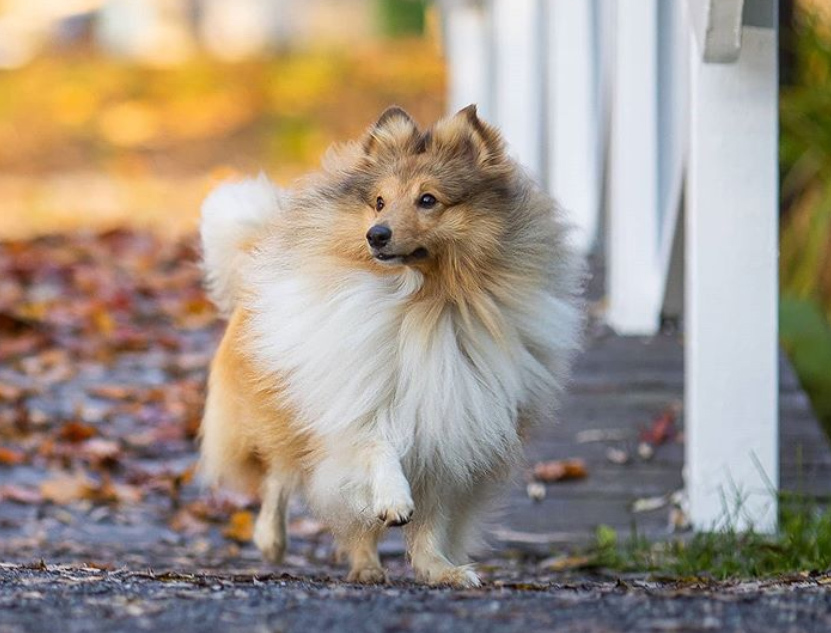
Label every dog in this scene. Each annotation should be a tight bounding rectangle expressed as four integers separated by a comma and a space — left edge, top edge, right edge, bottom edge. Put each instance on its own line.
198, 105, 584, 587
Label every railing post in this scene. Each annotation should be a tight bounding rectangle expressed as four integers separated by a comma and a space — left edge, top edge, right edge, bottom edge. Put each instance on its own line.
685, 1, 779, 533
606, 0, 662, 335
490, 0, 544, 181
545, 0, 601, 253
443, 0, 492, 119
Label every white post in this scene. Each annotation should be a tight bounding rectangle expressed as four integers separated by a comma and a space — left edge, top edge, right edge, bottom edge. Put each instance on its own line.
685, 24, 779, 533
443, 0, 492, 119
490, 0, 544, 181
606, 0, 662, 335
546, 0, 600, 253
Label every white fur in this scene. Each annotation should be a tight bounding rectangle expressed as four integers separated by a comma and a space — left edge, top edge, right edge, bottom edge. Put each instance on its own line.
200, 174, 286, 315
241, 227, 582, 530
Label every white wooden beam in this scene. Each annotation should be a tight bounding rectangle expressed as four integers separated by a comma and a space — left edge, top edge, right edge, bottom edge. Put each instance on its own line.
491, 0, 544, 181
443, 0, 492, 119
685, 0, 745, 63
685, 25, 779, 533
545, 0, 600, 253
606, 0, 662, 335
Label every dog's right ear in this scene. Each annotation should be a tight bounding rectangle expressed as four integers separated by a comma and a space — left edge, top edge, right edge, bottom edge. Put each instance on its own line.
363, 106, 420, 156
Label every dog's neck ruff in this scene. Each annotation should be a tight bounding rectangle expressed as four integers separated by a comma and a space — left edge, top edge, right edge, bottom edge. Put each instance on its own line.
246, 261, 577, 482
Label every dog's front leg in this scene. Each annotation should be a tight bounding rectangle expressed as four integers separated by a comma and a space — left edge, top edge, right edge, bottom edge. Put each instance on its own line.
365, 441, 414, 527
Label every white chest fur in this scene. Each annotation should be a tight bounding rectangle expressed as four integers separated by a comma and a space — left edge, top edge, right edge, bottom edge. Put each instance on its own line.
247, 264, 568, 481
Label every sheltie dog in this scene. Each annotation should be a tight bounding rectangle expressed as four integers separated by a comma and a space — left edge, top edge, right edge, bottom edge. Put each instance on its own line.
198, 105, 583, 587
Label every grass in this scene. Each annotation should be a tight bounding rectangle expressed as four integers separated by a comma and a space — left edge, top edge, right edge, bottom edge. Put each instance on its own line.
587, 496, 831, 579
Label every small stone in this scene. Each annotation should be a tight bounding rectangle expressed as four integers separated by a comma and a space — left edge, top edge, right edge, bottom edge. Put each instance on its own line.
526, 482, 546, 503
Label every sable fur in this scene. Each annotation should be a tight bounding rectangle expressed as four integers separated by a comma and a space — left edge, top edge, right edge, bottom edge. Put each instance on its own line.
199, 105, 584, 587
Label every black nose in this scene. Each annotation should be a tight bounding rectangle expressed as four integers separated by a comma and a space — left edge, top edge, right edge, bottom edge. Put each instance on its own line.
366, 225, 392, 249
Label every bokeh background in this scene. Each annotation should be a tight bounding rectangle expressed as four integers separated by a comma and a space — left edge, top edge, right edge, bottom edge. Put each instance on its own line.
0, 0, 829, 437
0, 0, 444, 238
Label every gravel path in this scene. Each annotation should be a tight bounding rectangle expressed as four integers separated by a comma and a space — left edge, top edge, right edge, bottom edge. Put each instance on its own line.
2, 563, 831, 633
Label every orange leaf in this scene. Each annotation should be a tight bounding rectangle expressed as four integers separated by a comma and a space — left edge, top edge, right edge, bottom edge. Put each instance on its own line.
58, 421, 97, 443
532, 459, 588, 483
40, 474, 92, 505
0, 446, 25, 465
222, 510, 254, 543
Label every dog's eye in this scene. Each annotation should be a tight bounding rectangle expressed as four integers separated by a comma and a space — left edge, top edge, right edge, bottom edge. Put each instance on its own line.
375, 196, 385, 212
418, 193, 437, 209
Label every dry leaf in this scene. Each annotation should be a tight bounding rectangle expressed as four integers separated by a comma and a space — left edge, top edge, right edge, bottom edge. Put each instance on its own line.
223, 510, 254, 543
632, 495, 668, 513
538, 554, 593, 572
605, 447, 629, 465
80, 438, 122, 466
0, 446, 26, 465
0, 484, 42, 504
58, 421, 97, 443
532, 459, 588, 483
40, 474, 93, 505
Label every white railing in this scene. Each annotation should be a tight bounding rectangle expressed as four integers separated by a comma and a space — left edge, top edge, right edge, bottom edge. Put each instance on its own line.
441, 0, 779, 533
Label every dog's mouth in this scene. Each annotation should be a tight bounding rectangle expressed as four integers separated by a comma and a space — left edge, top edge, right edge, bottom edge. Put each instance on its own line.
372, 247, 429, 264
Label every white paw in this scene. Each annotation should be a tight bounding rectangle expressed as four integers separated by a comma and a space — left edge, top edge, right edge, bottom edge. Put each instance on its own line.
373, 493, 415, 527
347, 565, 387, 584
419, 565, 481, 589
253, 520, 286, 564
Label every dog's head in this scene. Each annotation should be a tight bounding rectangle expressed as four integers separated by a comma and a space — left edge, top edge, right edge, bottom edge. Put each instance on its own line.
329, 105, 515, 272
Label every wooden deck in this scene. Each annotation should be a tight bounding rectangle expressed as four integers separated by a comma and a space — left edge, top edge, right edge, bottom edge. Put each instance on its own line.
493, 327, 830, 550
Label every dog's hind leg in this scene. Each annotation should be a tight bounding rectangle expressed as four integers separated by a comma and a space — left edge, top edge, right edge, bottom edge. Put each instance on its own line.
253, 469, 294, 564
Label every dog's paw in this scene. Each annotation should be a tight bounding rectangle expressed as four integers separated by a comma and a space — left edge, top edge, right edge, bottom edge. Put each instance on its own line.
253, 520, 286, 564
428, 565, 481, 589
347, 565, 387, 584
374, 495, 414, 527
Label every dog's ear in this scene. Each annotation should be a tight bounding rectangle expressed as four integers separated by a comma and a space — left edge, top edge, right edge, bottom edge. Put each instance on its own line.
430, 104, 506, 169
363, 106, 421, 156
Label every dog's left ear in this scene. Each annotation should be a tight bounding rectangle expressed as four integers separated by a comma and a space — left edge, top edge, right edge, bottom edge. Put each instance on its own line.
363, 106, 421, 156
430, 104, 506, 169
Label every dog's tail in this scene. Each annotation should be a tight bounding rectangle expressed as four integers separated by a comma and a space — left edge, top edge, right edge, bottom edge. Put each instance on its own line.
200, 174, 283, 316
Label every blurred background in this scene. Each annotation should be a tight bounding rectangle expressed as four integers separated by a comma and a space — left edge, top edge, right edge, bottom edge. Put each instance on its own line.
0, 0, 828, 439
0, 0, 444, 238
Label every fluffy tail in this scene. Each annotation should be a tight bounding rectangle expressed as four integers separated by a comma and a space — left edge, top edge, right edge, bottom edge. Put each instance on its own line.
200, 174, 283, 315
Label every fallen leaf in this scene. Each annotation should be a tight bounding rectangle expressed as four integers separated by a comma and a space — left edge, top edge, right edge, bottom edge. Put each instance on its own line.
40, 473, 93, 505
639, 403, 681, 446
538, 554, 594, 572
605, 447, 629, 465
79, 438, 122, 467
532, 459, 588, 483
0, 484, 42, 504
0, 446, 26, 465
632, 495, 668, 513
223, 510, 254, 543
58, 421, 97, 443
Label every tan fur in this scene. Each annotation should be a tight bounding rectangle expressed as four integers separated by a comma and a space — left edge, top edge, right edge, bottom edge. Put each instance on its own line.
199, 310, 317, 494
